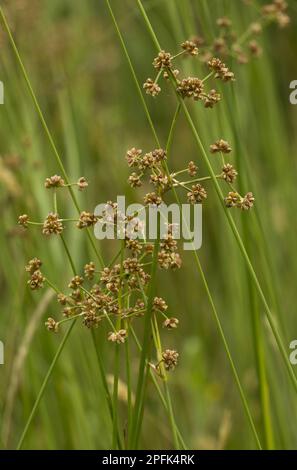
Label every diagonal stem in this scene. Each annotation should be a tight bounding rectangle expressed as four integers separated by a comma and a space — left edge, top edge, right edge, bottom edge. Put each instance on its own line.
0, 6, 104, 268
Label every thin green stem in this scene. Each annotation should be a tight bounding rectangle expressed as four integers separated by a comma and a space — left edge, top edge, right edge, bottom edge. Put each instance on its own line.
91, 330, 123, 450
60, 235, 76, 274
130, 326, 186, 450
112, 344, 120, 449
44, 278, 60, 294
53, 190, 58, 213
166, 104, 181, 159
124, 319, 132, 446
112, 241, 125, 449
152, 316, 179, 449
105, 0, 160, 148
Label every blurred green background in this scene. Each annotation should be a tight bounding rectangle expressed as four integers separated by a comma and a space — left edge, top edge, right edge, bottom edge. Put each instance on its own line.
0, 0, 297, 449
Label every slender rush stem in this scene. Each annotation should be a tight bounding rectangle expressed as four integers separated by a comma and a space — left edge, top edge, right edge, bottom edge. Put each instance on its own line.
0, 7, 104, 268
112, 242, 125, 449
166, 104, 181, 159
124, 319, 132, 445
130, 326, 186, 449
130, 230, 160, 448
152, 317, 179, 449
105, 0, 161, 148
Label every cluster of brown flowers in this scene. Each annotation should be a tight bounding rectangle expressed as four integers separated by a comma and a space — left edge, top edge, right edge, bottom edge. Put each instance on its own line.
42, 213, 64, 235
209, 139, 254, 210
27, 246, 180, 348
126, 147, 171, 204
262, 0, 290, 28
125, 134, 254, 220
18, 175, 94, 235
143, 40, 235, 108
25, 258, 45, 290
22, 169, 181, 373
187, 0, 290, 66
160, 349, 179, 371
37, 253, 180, 370
18, 175, 100, 235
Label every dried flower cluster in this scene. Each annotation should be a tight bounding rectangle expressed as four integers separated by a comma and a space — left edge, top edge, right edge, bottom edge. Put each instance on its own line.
208, 139, 254, 210
22, 167, 181, 374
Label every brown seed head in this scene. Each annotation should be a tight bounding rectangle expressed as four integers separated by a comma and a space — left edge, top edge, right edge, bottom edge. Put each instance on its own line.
84, 262, 96, 280
187, 184, 207, 204
68, 275, 84, 289
203, 89, 221, 108
222, 163, 238, 183
216, 17, 232, 28
128, 172, 142, 188
250, 22, 262, 34
77, 177, 88, 191
163, 317, 179, 329
162, 349, 179, 371
181, 40, 199, 56
28, 270, 45, 290
225, 191, 241, 208
177, 77, 204, 100
108, 329, 127, 344
240, 192, 255, 210
153, 50, 172, 70
45, 317, 59, 332
144, 192, 162, 206
42, 213, 64, 235
163, 69, 179, 80
208, 57, 235, 82
210, 139, 232, 154
158, 251, 182, 270
188, 161, 198, 176
77, 211, 97, 229
249, 40, 263, 57
126, 148, 142, 167
143, 78, 161, 97
57, 293, 68, 305
18, 214, 29, 227
25, 257, 42, 275
153, 296, 168, 312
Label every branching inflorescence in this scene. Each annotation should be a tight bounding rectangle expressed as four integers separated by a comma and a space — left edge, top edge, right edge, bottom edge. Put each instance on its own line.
142, 44, 255, 210
19, 169, 182, 375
